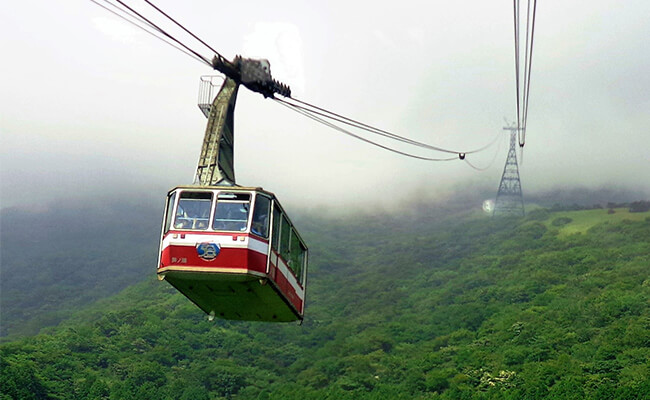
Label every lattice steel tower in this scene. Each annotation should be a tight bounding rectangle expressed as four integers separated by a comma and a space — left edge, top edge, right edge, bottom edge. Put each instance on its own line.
494, 126, 525, 216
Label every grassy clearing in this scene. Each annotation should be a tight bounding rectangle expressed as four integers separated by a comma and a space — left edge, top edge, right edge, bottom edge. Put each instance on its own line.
544, 208, 650, 236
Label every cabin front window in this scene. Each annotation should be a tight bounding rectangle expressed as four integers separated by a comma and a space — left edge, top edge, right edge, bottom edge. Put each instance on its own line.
174, 191, 213, 230
213, 192, 250, 232
164, 191, 177, 233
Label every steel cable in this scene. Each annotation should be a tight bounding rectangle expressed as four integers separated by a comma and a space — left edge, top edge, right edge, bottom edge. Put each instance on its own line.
521, 0, 537, 147
280, 97, 501, 156
143, 0, 228, 65
274, 99, 458, 162
90, 0, 504, 167
110, 0, 213, 66
462, 130, 505, 171
513, 0, 537, 148
91, 0, 209, 66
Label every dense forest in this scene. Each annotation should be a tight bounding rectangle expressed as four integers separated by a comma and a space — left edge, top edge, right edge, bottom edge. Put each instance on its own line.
0, 199, 161, 337
1, 199, 649, 399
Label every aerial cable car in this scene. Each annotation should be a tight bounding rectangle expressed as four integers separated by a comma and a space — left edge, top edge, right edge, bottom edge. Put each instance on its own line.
157, 60, 308, 322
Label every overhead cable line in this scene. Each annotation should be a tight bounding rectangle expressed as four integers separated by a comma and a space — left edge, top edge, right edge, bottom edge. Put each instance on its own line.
274, 99, 458, 162
277, 97, 501, 159
115, 0, 213, 65
90, 0, 209, 65
513, 0, 521, 141
462, 130, 505, 171
142, 0, 229, 66
105, 0, 213, 66
512, 0, 537, 148
521, 0, 537, 146
91, 0, 503, 165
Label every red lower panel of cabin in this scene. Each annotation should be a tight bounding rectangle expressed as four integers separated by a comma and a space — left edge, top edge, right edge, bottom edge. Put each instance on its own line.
158, 244, 303, 321
269, 261, 303, 315
159, 245, 267, 274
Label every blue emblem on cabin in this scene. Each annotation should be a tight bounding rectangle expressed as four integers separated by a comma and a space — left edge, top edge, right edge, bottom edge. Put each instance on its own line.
196, 242, 220, 261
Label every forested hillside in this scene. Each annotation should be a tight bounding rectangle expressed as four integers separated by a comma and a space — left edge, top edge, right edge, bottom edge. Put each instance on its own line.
0, 199, 161, 337
1, 203, 649, 399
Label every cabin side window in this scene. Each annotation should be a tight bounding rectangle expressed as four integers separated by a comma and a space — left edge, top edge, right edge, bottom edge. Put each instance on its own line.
251, 195, 270, 238
271, 205, 281, 250
174, 191, 212, 230
213, 192, 251, 232
268, 202, 308, 284
289, 230, 305, 281
280, 215, 291, 262
164, 191, 177, 233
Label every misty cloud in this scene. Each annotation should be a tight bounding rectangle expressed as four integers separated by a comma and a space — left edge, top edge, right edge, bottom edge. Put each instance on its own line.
1, 0, 649, 211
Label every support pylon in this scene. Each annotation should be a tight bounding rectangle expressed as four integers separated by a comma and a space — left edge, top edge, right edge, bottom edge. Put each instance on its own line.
494, 126, 525, 216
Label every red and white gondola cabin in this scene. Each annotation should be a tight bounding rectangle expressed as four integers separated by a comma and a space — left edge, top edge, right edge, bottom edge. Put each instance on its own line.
157, 185, 308, 322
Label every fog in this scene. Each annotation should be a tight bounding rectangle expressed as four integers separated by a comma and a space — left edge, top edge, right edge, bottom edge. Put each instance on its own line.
2, 0, 649, 212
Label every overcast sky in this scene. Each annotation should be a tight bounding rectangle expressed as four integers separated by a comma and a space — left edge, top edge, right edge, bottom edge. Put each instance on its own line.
1, 0, 649, 211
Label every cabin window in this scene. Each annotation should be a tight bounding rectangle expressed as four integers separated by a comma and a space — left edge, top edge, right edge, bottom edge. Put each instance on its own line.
213, 192, 250, 231
251, 195, 270, 238
280, 215, 291, 262
267, 201, 308, 284
289, 230, 304, 280
164, 191, 177, 233
271, 205, 281, 250
174, 191, 212, 230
